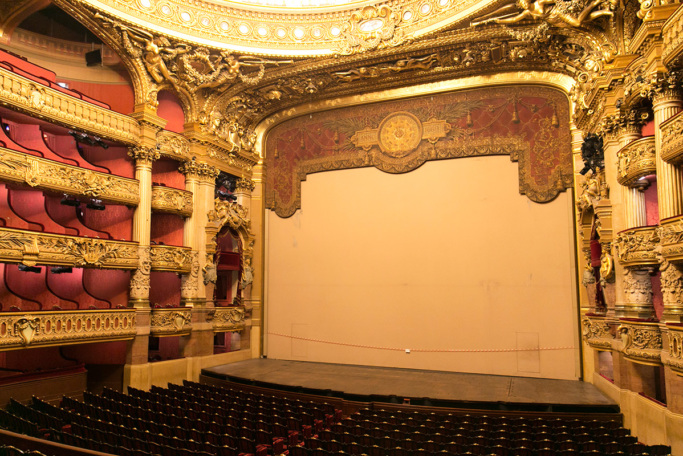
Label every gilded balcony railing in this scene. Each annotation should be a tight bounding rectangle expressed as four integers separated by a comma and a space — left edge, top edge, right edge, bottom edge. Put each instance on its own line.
661, 111, 683, 165
149, 245, 193, 273
151, 186, 193, 217
582, 315, 615, 351
616, 136, 656, 187
150, 308, 192, 336
616, 320, 662, 365
208, 307, 246, 332
660, 216, 683, 264
613, 226, 659, 267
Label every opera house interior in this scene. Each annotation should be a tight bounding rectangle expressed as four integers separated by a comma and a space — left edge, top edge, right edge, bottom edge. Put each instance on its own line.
2, 0, 683, 454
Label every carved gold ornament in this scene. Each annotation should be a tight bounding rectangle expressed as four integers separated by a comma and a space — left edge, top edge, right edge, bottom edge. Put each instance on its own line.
208, 307, 246, 332
129, 246, 151, 300
156, 130, 190, 161
581, 315, 614, 350
151, 186, 193, 217
617, 322, 662, 365
150, 245, 193, 273
150, 308, 192, 336
0, 310, 136, 350
340, 5, 403, 55
179, 158, 220, 180
0, 67, 139, 145
614, 227, 659, 267
616, 137, 656, 187
659, 216, 683, 264
666, 325, 683, 376
180, 251, 201, 300
660, 111, 683, 166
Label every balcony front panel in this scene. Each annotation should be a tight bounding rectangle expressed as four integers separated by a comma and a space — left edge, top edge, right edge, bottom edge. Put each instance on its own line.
616, 136, 656, 187
0, 146, 139, 205
156, 130, 190, 162
660, 216, 683, 264
150, 308, 192, 336
150, 245, 193, 273
0, 227, 139, 269
614, 226, 659, 267
665, 324, 683, 376
661, 111, 683, 165
151, 186, 193, 217
582, 315, 615, 350
0, 68, 139, 145
0, 309, 136, 350
209, 307, 246, 332
663, 4, 683, 70
616, 320, 662, 365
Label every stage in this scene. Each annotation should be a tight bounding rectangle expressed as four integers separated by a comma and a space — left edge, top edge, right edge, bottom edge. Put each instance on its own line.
202, 359, 617, 413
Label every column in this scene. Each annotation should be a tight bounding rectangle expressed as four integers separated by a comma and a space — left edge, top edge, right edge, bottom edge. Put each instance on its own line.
248, 163, 265, 355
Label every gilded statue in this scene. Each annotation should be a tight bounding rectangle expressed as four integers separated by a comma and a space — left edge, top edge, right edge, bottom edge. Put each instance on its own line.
121, 26, 189, 85
471, 0, 615, 27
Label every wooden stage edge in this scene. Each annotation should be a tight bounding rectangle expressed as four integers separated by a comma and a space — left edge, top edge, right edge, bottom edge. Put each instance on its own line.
201, 359, 619, 415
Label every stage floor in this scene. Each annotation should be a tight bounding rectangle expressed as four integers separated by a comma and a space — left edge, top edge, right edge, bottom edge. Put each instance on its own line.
202, 359, 615, 411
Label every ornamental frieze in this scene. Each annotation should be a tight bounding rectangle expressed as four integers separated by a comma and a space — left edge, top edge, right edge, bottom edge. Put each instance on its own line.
206, 146, 258, 173
613, 226, 659, 267
156, 130, 190, 162
659, 216, 683, 264
150, 308, 192, 336
0, 146, 140, 206
207, 307, 246, 332
617, 322, 662, 365
150, 245, 193, 273
0, 310, 136, 349
0, 228, 139, 269
151, 186, 193, 217
582, 315, 614, 350
616, 136, 656, 187
660, 111, 683, 165
0, 68, 139, 145
266, 86, 572, 218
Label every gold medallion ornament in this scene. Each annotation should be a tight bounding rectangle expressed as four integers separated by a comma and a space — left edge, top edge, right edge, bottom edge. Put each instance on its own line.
377, 112, 423, 157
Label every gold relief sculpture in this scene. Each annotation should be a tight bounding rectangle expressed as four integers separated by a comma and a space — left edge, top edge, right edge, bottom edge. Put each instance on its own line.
470, 0, 615, 28
332, 54, 439, 82
150, 308, 192, 336
660, 112, 683, 165
203, 112, 258, 156
208, 199, 251, 232
666, 326, 683, 375
0, 146, 139, 206
613, 227, 659, 266
150, 245, 193, 273
658, 258, 683, 315
663, 5, 683, 68
340, 6, 403, 55
659, 217, 683, 263
617, 322, 662, 365
151, 186, 193, 217
581, 316, 614, 349
621, 268, 655, 319
576, 169, 608, 216
235, 177, 256, 193
180, 251, 200, 299
156, 130, 190, 161
128, 146, 160, 164
179, 157, 221, 180
0, 310, 137, 350
616, 137, 656, 186
0, 68, 139, 145
129, 246, 151, 300
0, 227, 138, 269
599, 244, 615, 286
208, 307, 246, 332
206, 146, 258, 173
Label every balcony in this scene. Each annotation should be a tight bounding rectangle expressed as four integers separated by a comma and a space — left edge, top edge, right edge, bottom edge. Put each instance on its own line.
151, 186, 193, 217
156, 130, 190, 162
659, 216, 683, 263
616, 320, 662, 365
150, 245, 193, 273
0, 309, 136, 349
613, 226, 659, 267
581, 315, 614, 350
663, 3, 683, 70
150, 307, 192, 336
665, 323, 683, 376
208, 307, 246, 332
661, 111, 683, 165
616, 137, 656, 187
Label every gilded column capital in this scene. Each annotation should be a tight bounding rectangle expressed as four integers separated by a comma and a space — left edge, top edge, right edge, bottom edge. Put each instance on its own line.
128, 146, 161, 165
179, 157, 220, 181
642, 72, 683, 105
235, 177, 256, 193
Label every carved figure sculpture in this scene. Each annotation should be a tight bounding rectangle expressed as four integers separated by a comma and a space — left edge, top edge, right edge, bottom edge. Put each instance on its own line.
471, 0, 614, 27
121, 27, 189, 85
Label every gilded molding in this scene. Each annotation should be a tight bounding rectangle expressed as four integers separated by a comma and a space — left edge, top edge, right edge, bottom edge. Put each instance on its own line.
151, 186, 193, 217
0, 67, 139, 145
661, 111, 683, 165
339, 5, 403, 55
0, 310, 136, 349
207, 145, 258, 173
662, 2, 683, 67
0, 227, 139, 269
665, 324, 683, 376
614, 226, 659, 267
659, 216, 683, 263
616, 136, 656, 187
150, 245, 193, 273
207, 306, 246, 332
179, 157, 220, 180
332, 54, 438, 82
156, 130, 190, 161
180, 251, 201, 299
582, 315, 614, 350
617, 321, 662, 365
150, 308, 191, 336
129, 246, 151, 300
0, 146, 140, 206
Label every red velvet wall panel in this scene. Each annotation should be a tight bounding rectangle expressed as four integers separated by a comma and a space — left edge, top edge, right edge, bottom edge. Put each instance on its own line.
44, 194, 97, 237
47, 267, 108, 309
8, 123, 78, 166
80, 145, 134, 178
0, 263, 27, 311
0, 48, 56, 82
0, 184, 31, 230
152, 158, 185, 190
81, 205, 133, 241
4, 264, 70, 310
150, 213, 184, 246
156, 91, 185, 133
149, 272, 182, 307
9, 188, 66, 234
0, 347, 74, 372
58, 79, 134, 115
642, 121, 655, 137
44, 134, 108, 172
82, 269, 130, 308
645, 179, 659, 226
61, 341, 128, 365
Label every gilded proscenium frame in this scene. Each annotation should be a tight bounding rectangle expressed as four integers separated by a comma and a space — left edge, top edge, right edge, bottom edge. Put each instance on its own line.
0, 309, 136, 350
0, 67, 139, 145
151, 186, 193, 217
150, 307, 192, 336
659, 215, 683, 264
660, 111, 683, 165
616, 321, 663, 366
209, 306, 247, 332
0, 146, 140, 206
0, 227, 139, 269
614, 226, 660, 267
149, 244, 193, 273
616, 136, 657, 187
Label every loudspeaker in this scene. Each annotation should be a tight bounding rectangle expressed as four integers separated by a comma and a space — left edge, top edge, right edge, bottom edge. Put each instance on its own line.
85, 49, 102, 67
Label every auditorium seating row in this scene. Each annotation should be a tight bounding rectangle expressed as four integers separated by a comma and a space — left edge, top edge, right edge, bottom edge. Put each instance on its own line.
0, 379, 674, 456
0, 445, 48, 456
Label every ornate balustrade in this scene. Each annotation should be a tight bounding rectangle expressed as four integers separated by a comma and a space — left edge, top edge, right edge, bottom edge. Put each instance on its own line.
664, 324, 683, 376
0, 68, 139, 145
661, 111, 683, 165
616, 320, 662, 365
582, 315, 615, 351
208, 306, 246, 332
0, 146, 139, 206
150, 307, 192, 336
616, 136, 656, 186
156, 130, 190, 162
0, 309, 136, 349
149, 245, 193, 273
0, 227, 138, 268
663, 4, 683, 69
613, 226, 659, 267
659, 216, 683, 263
151, 186, 193, 217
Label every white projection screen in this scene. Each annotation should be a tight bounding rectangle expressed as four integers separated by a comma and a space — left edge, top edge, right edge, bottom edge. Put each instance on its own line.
265, 155, 579, 379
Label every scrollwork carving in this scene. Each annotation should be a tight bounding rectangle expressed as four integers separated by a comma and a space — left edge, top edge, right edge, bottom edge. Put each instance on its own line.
151, 186, 193, 217
129, 246, 151, 300
616, 137, 656, 187
150, 245, 192, 273
618, 323, 662, 364
150, 308, 192, 335
179, 157, 220, 180
156, 130, 190, 161
339, 5, 403, 55
614, 227, 659, 266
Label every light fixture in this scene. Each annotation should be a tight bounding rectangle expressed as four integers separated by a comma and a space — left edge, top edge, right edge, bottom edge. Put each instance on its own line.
60, 194, 81, 206
50, 266, 73, 274
18, 264, 42, 273
86, 199, 105, 210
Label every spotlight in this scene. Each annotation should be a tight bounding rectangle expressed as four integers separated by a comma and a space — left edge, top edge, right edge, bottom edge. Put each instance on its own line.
86, 199, 105, 210
217, 190, 237, 201
50, 266, 73, 274
18, 264, 42, 273
60, 195, 81, 207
